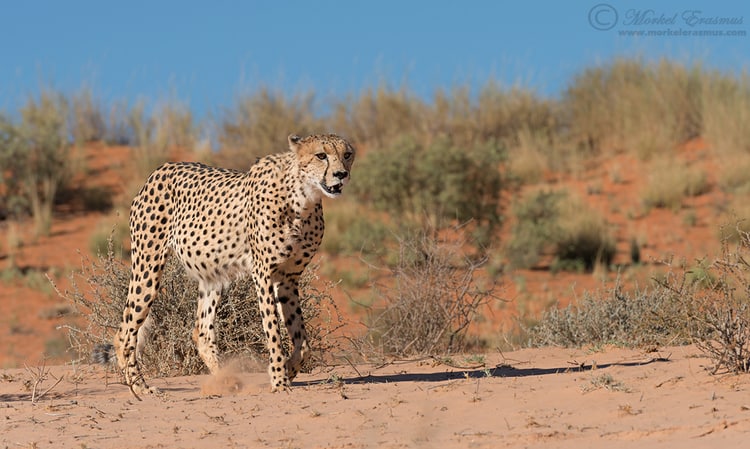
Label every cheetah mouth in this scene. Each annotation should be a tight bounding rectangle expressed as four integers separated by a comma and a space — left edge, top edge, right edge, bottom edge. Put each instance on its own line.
320, 182, 343, 197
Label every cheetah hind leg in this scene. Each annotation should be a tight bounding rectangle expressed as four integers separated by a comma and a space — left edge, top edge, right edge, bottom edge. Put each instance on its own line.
113, 322, 161, 399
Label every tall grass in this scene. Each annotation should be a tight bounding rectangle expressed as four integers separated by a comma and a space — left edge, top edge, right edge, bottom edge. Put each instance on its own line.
563, 58, 702, 158
218, 88, 321, 169
642, 156, 710, 210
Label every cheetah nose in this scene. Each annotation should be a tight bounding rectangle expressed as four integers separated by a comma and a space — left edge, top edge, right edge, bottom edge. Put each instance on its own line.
333, 170, 348, 180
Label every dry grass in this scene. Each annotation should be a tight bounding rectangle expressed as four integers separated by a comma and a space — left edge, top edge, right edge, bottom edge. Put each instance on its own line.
642, 156, 709, 211
507, 127, 551, 184
218, 88, 322, 170
58, 238, 343, 377
702, 71, 750, 157
563, 58, 701, 159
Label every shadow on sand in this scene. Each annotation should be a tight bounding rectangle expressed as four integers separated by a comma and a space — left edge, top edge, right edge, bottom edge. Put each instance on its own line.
296, 356, 671, 387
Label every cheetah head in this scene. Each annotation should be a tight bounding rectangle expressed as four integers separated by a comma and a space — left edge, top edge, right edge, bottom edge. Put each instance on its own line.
289, 133, 355, 199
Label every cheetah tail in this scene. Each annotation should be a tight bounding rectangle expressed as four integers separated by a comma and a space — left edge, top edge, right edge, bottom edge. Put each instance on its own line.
91, 343, 115, 365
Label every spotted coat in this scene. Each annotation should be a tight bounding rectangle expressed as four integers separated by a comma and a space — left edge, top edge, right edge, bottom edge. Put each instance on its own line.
113, 134, 355, 396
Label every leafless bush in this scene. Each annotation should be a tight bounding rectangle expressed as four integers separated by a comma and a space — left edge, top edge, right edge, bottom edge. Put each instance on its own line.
356, 230, 497, 358
655, 234, 750, 374
58, 239, 343, 377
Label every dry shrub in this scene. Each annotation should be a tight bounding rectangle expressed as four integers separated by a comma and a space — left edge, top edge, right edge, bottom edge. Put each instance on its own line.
59, 239, 343, 377
655, 233, 750, 374
70, 85, 107, 145
528, 281, 690, 348
531, 228, 750, 374
356, 230, 496, 358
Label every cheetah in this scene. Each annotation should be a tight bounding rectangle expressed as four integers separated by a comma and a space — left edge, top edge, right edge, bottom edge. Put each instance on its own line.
111, 133, 355, 397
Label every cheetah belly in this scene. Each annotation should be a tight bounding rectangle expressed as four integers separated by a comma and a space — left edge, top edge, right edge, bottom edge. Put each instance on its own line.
170, 237, 255, 289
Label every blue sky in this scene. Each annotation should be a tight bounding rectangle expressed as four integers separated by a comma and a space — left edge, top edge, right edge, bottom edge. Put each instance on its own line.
1, 1, 748, 117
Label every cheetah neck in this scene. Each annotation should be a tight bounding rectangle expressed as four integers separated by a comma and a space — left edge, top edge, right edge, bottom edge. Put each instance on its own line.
285, 155, 323, 217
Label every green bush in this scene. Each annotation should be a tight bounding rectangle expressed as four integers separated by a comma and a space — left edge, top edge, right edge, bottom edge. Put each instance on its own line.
351, 135, 505, 247
506, 190, 614, 271
0, 90, 76, 236
322, 203, 390, 257
506, 190, 566, 269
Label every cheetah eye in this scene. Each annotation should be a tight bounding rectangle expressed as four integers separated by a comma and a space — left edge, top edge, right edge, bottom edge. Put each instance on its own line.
315, 153, 327, 161
343, 152, 353, 160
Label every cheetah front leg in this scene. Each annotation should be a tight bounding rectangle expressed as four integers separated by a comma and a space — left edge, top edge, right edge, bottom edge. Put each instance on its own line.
274, 273, 309, 382
193, 283, 222, 373
254, 274, 289, 391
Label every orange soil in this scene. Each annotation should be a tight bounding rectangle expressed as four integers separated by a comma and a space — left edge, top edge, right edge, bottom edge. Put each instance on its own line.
0, 138, 733, 367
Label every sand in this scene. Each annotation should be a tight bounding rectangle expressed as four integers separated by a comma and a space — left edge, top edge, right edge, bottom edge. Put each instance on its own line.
2, 345, 749, 448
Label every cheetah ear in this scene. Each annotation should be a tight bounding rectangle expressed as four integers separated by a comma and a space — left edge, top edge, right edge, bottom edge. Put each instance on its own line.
288, 134, 302, 151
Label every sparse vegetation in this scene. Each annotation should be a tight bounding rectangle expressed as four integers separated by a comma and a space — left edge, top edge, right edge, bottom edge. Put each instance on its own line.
655, 235, 750, 374
59, 239, 343, 377
5, 57, 750, 378
527, 281, 690, 348
530, 230, 750, 375
355, 231, 496, 357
